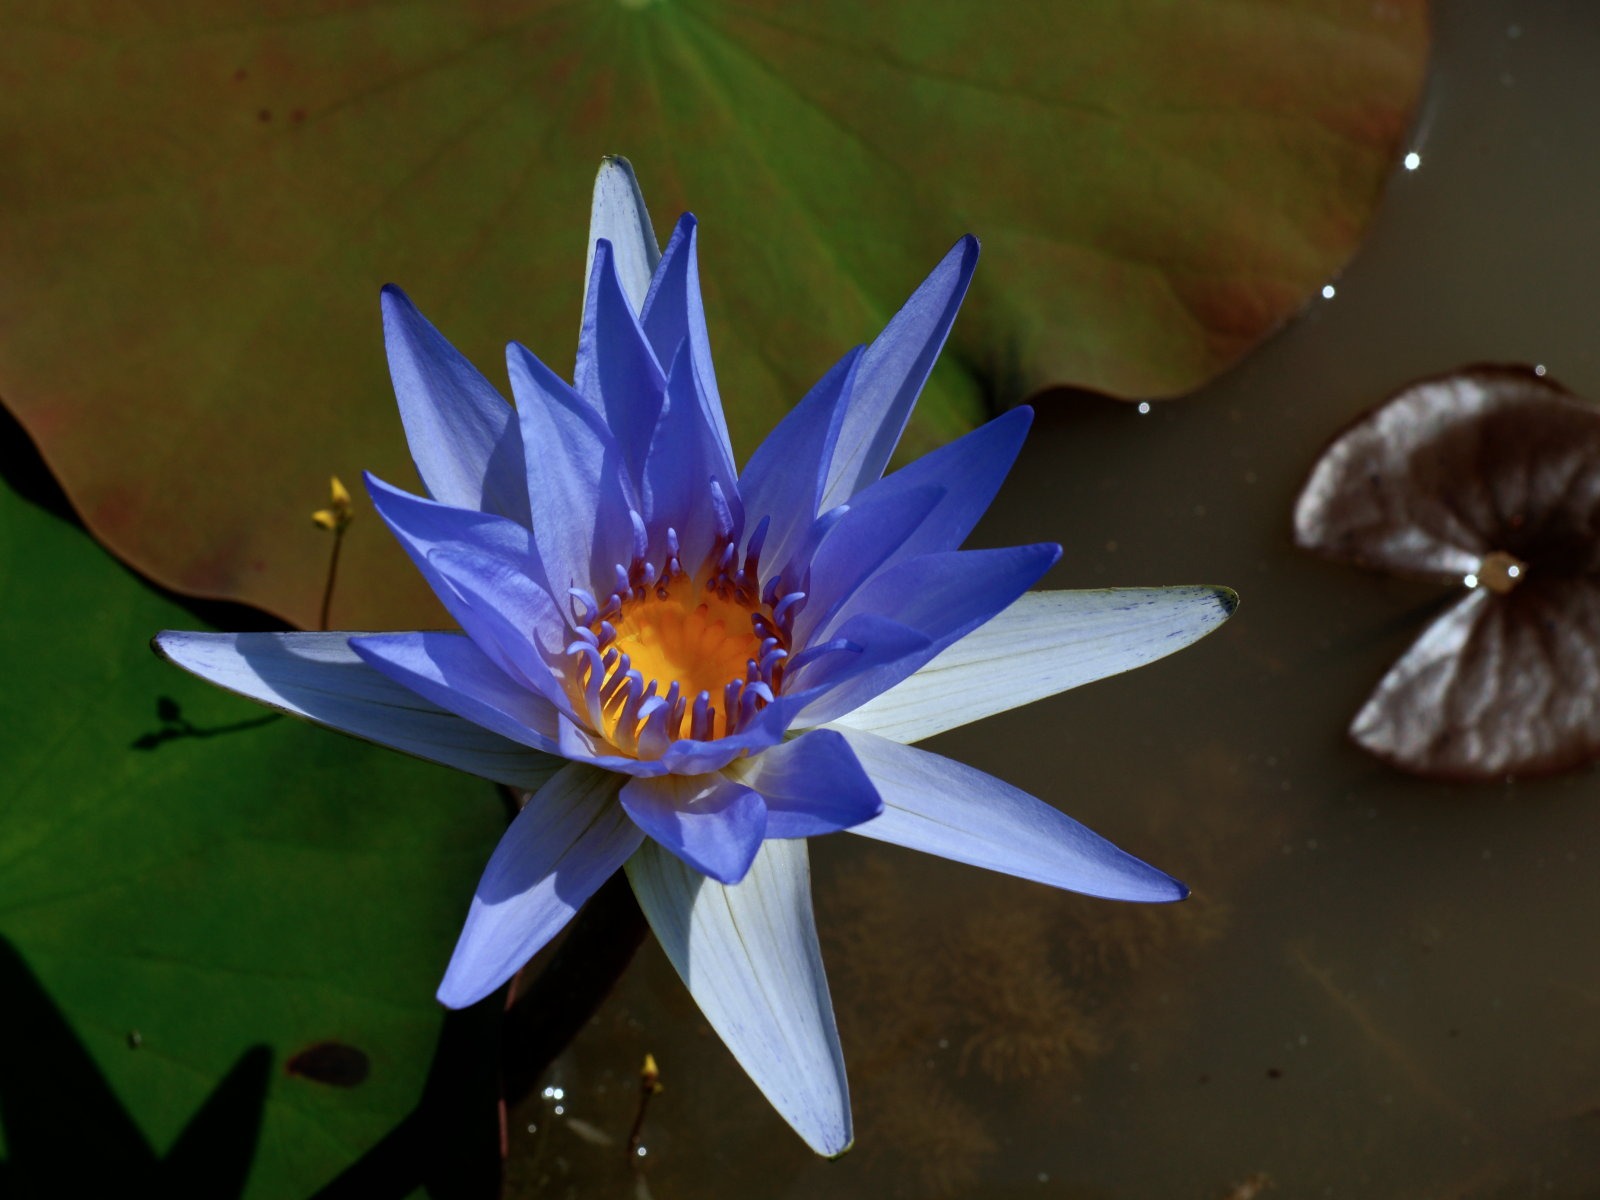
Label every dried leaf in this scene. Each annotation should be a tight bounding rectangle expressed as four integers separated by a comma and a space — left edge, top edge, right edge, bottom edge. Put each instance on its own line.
1295, 366, 1600, 779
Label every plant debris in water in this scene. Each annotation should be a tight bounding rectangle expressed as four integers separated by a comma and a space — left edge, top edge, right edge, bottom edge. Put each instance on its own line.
1294, 365, 1600, 779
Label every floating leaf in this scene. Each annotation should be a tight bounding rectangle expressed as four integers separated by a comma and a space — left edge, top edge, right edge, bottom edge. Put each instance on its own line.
0, 935, 270, 1198
0, 471, 506, 1195
1294, 365, 1600, 779
0, 1, 1428, 629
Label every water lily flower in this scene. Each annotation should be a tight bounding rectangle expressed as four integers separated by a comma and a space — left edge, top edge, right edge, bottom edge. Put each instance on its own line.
155, 159, 1234, 1156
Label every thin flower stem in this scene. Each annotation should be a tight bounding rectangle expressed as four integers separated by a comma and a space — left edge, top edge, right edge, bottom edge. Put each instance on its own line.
319, 525, 345, 632
626, 1053, 663, 1165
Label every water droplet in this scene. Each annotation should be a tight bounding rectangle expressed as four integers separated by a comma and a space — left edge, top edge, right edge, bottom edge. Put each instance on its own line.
1403, 151, 1421, 171
1321, 284, 1336, 299
1137, 401, 1151, 415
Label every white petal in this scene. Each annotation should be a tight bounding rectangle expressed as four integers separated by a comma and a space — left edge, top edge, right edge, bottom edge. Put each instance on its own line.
586, 156, 660, 314
840, 730, 1185, 902
153, 631, 563, 792
826, 586, 1236, 743
625, 839, 851, 1156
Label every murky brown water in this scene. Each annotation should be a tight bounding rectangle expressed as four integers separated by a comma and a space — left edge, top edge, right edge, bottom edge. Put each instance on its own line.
505, 4, 1600, 1195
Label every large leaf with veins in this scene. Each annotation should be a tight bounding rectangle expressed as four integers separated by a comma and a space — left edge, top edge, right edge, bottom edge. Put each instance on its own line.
0, 469, 505, 1195
0, 0, 1428, 629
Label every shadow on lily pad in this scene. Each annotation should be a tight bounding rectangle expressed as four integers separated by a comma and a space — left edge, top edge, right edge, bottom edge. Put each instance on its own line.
0, 935, 271, 1198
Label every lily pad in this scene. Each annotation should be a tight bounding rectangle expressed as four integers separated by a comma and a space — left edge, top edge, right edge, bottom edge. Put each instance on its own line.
0, 0, 1428, 630
1294, 365, 1600, 780
0, 470, 506, 1194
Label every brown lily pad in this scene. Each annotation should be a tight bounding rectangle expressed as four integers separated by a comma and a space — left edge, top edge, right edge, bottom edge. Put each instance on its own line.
1294, 365, 1600, 780
0, 1, 1429, 630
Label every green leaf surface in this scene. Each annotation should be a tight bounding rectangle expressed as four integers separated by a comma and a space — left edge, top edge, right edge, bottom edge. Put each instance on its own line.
0, 0, 1428, 630
0, 473, 506, 1196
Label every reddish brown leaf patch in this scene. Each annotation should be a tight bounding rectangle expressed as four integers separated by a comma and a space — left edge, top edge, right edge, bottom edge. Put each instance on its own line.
1295, 366, 1600, 780
286, 1040, 370, 1088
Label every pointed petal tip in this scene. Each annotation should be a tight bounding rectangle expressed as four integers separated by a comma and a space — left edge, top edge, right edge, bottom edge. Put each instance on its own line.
435, 962, 505, 1010
379, 281, 408, 306
433, 979, 481, 1011
1215, 586, 1241, 617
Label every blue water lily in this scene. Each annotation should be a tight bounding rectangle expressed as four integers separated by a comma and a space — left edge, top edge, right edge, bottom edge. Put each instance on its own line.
156, 158, 1234, 1156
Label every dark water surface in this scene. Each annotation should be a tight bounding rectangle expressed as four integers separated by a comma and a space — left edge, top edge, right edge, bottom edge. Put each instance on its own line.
507, 4, 1600, 1195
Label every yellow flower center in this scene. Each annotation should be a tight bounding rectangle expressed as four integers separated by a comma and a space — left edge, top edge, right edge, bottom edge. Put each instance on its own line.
600, 585, 768, 743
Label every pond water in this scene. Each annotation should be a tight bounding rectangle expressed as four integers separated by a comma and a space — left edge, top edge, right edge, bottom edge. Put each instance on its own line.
504, 4, 1600, 1195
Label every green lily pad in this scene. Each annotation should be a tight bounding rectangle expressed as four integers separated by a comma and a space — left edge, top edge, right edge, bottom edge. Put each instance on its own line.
0, 1, 1428, 630
0, 472, 506, 1195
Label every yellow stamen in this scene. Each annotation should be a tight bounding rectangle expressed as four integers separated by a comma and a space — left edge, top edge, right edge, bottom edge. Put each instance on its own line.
603, 587, 764, 741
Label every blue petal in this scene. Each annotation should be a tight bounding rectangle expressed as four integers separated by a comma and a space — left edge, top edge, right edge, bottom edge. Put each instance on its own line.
782, 613, 931, 706
791, 483, 946, 645
438, 765, 641, 1007
625, 839, 852, 1156
574, 240, 667, 485
380, 285, 530, 525
640, 214, 737, 480
738, 346, 862, 583
349, 632, 563, 755
840, 405, 1031, 564
819, 236, 980, 511
732, 730, 882, 838
658, 724, 782, 776
507, 341, 639, 594
796, 544, 1061, 724
619, 774, 768, 885
152, 631, 562, 792
585, 157, 660, 315
642, 341, 744, 570
554, 712, 676, 778
839, 729, 1188, 902
364, 474, 568, 696
664, 618, 930, 767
